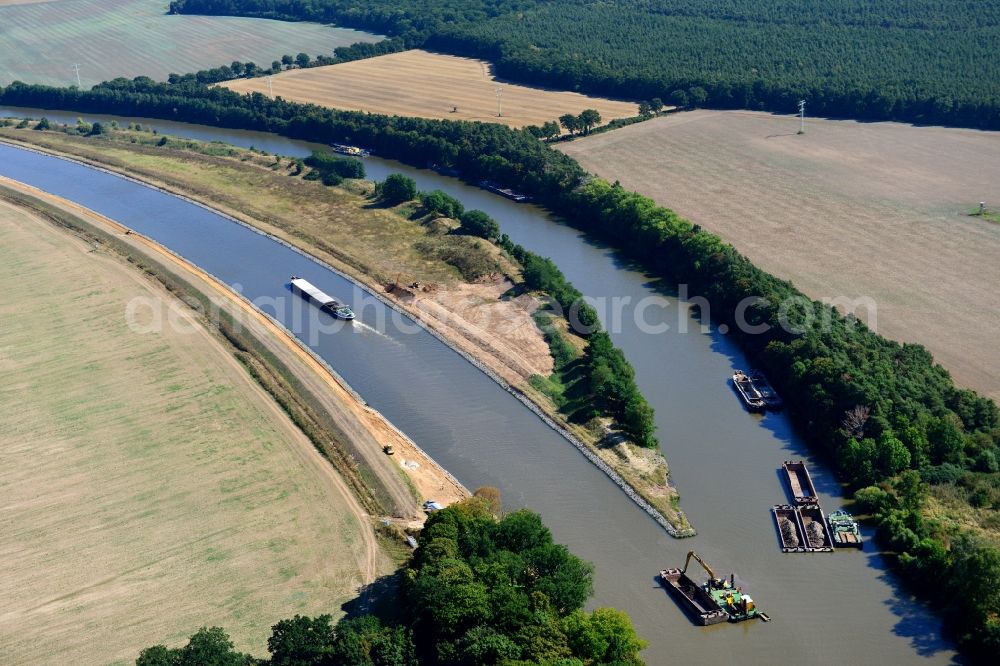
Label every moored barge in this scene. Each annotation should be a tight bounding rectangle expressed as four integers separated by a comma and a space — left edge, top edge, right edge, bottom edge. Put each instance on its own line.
289, 276, 355, 320
659, 551, 767, 624
828, 509, 864, 549
782, 460, 819, 504
748, 370, 784, 410
772, 504, 807, 552
659, 568, 729, 625
331, 143, 370, 157
479, 180, 532, 202
797, 504, 834, 552
732, 370, 766, 412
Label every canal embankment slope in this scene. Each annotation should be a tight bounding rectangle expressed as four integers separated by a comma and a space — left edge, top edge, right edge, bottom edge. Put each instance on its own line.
0, 175, 469, 519
0, 192, 390, 663
0, 124, 690, 535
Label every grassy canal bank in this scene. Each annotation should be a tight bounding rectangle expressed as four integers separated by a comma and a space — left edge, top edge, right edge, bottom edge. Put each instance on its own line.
0, 119, 693, 535
0, 187, 396, 663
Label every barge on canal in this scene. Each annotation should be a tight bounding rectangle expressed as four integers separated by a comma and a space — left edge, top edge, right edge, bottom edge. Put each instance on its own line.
732, 370, 766, 412
772, 504, 834, 553
290, 276, 356, 320
479, 180, 532, 202
772, 504, 807, 552
782, 460, 819, 504
748, 370, 784, 410
798, 505, 834, 552
659, 551, 768, 625
331, 143, 370, 157
828, 509, 864, 549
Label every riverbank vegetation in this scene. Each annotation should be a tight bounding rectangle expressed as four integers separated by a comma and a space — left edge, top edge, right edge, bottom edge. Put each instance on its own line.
3, 76, 998, 656
137, 498, 647, 665
168, 0, 1000, 130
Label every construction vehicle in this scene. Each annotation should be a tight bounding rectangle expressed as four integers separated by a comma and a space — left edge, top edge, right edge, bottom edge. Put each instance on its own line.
660, 551, 768, 624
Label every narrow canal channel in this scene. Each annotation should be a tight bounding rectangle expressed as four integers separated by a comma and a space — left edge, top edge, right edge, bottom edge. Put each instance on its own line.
0, 110, 957, 663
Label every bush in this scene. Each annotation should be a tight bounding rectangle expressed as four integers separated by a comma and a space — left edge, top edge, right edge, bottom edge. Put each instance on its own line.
458, 209, 499, 240
304, 150, 365, 178
420, 189, 464, 219
320, 170, 342, 186
378, 173, 417, 204
34, 117, 50, 130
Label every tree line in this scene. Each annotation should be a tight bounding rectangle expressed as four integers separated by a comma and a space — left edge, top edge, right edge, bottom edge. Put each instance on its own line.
166, 38, 407, 87
1, 75, 997, 656
136, 498, 646, 665
388, 179, 658, 446
167, 0, 1000, 129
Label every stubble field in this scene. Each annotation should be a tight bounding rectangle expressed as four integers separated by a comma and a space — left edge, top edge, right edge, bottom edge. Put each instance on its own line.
0, 199, 384, 664
560, 110, 1000, 400
0, 0, 377, 87
222, 49, 640, 129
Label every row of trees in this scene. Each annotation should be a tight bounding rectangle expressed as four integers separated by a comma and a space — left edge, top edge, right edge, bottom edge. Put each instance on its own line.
166, 36, 408, 87
387, 179, 656, 445
167, 0, 1000, 129
498, 237, 657, 446
136, 498, 646, 665
2, 75, 996, 655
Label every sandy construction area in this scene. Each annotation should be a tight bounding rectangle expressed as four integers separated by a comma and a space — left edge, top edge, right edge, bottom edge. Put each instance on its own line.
561, 110, 1000, 400
222, 50, 640, 129
0, 197, 393, 662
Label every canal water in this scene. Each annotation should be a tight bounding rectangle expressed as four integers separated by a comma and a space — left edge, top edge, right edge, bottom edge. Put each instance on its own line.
0, 110, 957, 663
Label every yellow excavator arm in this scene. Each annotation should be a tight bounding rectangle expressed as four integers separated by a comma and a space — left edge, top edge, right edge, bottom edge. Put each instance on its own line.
682, 550, 716, 580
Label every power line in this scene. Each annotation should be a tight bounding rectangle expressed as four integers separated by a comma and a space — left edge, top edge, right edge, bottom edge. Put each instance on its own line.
73, 63, 81, 88
495, 87, 502, 117
797, 99, 806, 134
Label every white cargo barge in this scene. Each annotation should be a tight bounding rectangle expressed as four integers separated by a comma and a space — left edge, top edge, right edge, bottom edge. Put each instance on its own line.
290, 276, 355, 320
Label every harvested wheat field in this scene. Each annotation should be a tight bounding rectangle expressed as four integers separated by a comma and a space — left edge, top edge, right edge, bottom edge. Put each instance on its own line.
0, 199, 386, 664
222, 49, 640, 129
560, 110, 1000, 400
0, 0, 376, 87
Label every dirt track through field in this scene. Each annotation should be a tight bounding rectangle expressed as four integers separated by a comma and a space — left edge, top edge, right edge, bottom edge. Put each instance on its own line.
561, 110, 1000, 400
0, 194, 387, 663
222, 49, 640, 129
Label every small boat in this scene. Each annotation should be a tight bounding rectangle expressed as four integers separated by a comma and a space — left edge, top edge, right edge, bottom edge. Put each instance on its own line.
427, 161, 461, 177
289, 276, 355, 320
478, 180, 531, 202
772, 504, 806, 552
330, 142, 370, 157
828, 509, 863, 549
748, 370, 783, 410
782, 460, 819, 504
732, 370, 766, 412
797, 505, 834, 552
